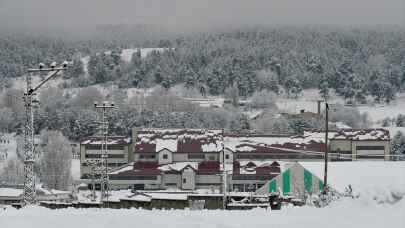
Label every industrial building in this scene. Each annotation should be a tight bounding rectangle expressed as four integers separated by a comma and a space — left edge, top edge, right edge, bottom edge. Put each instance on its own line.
79, 128, 391, 191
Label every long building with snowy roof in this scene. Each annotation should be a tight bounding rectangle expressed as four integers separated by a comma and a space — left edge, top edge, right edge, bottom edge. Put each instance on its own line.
79, 128, 391, 191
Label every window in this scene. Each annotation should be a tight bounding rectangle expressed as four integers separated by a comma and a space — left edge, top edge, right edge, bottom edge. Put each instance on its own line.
208, 155, 216, 161
108, 154, 125, 158
110, 175, 158, 180
139, 154, 155, 159
183, 178, 187, 184
225, 154, 230, 159
188, 154, 204, 159
163, 154, 168, 159
356, 146, 385, 150
85, 154, 124, 159
86, 145, 125, 150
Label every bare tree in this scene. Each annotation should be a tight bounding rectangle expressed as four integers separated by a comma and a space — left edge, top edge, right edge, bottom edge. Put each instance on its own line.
39, 130, 72, 190
0, 157, 24, 185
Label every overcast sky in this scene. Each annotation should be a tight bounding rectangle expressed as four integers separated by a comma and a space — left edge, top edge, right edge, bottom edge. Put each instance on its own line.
0, 0, 404, 29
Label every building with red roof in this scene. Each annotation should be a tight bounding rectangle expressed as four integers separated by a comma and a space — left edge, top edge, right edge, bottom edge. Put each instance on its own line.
79, 128, 391, 191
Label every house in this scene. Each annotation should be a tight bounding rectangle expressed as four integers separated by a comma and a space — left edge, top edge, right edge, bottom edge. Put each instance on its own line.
80, 136, 132, 179
230, 160, 281, 192
132, 128, 223, 164
108, 161, 222, 191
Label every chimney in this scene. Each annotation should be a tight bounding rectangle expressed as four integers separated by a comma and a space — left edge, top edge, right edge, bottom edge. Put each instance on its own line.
317, 100, 322, 114
300, 109, 305, 114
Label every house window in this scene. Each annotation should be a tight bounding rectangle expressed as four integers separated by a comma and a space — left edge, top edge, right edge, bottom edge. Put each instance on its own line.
163, 154, 168, 159
183, 178, 187, 184
139, 154, 156, 159
208, 155, 215, 161
356, 146, 385, 150
188, 154, 204, 159
225, 154, 230, 159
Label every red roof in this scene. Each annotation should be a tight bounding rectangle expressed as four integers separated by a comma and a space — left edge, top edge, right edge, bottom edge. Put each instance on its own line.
135, 143, 156, 153
111, 162, 161, 176
233, 161, 281, 176
197, 161, 220, 174
135, 129, 223, 153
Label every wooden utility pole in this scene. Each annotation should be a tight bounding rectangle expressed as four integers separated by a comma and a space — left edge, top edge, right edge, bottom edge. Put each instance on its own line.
323, 102, 329, 192
221, 129, 227, 210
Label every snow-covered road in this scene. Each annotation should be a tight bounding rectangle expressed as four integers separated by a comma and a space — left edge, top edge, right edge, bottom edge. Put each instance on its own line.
1, 199, 404, 228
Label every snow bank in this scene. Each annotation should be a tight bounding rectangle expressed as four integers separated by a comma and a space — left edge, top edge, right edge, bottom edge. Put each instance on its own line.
1, 200, 404, 228
301, 161, 405, 203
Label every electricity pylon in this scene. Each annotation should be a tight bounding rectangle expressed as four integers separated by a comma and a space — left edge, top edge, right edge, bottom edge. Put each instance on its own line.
94, 101, 115, 206
23, 62, 67, 205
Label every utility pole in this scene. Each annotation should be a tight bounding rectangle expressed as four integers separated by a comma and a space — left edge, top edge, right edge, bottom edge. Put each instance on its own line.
221, 129, 227, 210
23, 62, 67, 205
94, 101, 115, 207
323, 102, 329, 192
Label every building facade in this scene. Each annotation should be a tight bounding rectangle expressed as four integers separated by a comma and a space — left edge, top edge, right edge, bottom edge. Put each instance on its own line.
80, 128, 391, 191
80, 136, 132, 179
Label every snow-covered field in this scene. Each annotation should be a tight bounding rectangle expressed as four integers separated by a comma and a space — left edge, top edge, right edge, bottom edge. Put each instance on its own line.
1, 199, 404, 228
357, 93, 405, 123
301, 161, 405, 203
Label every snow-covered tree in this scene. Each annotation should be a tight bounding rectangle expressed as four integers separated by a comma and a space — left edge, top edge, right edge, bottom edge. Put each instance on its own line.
0, 157, 24, 185
250, 90, 277, 109
225, 84, 240, 107
284, 75, 302, 98
39, 130, 72, 190
391, 132, 405, 161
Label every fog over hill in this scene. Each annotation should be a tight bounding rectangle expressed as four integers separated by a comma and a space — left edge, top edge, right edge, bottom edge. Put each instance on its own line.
0, 0, 404, 30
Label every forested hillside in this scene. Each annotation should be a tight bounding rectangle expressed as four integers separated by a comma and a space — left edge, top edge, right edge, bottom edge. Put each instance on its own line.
1, 26, 404, 103
0, 26, 404, 141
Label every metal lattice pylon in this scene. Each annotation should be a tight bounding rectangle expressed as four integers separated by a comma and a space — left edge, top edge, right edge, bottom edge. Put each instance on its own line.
94, 102, 115, 206
23, 74, 36, 204
22, 63, 67, 205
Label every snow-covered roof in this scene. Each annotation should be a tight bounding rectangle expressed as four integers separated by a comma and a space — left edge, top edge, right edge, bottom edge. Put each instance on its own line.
159, 162, 199, 173
305, 128, 390, 141
224, 133, 326, 153
135, 129, 223, 153
0, 188, 23, 197
120, 48, 175, 62
81, 136, 131, 145
109, 161, 221, 176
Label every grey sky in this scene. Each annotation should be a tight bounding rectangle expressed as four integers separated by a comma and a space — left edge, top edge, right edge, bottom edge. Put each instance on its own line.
0, 0, 404, 29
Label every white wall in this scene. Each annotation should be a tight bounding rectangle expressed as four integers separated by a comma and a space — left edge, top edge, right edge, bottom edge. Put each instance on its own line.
158, 149, 173, 164
181, 167, 195, 190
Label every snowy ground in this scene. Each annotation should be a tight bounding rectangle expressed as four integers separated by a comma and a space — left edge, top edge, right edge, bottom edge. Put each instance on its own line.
1, 198, 404, 228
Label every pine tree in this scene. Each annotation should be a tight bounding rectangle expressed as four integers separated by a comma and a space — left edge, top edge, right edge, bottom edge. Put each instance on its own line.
391, 132, 405, 161
318, 76, 329, 100
285, 75, 302, 98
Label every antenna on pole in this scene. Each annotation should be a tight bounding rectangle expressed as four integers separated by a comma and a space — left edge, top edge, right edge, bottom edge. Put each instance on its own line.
23, 62, 68, 205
